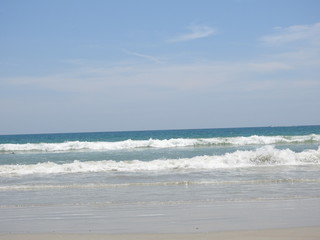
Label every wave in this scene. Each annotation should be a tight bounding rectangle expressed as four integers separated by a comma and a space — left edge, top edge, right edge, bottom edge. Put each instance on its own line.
1, 146, 319, 176
1, 134, 320, 153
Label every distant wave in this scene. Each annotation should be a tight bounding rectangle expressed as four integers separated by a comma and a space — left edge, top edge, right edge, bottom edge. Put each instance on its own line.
1, 146, 319, 176
1, 134, 320, 153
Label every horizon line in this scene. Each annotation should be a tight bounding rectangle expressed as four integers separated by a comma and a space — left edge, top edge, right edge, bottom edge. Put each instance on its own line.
1, 124, 319, 136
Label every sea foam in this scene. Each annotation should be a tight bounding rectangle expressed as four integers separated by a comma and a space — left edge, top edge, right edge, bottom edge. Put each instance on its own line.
1, 146, 319, 176
1, 134, 319, 153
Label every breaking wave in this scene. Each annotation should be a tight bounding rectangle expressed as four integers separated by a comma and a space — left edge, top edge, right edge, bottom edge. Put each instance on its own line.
1, 134, 320, 153
1, 146, 319, 176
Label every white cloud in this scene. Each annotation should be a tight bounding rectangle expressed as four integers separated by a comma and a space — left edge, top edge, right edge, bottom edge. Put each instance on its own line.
261, 22, 320, 45
168, 25, 217, 43
1, 58, 295, 97
260, 22, 320, 83
245, 62, 292, 72
122, 49, 163, 64
2, 22, 319, 111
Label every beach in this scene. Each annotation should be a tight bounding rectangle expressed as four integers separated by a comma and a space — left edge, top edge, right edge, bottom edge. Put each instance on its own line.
1, 126, 320, 238
2, 0, 320, 237
1, 227, 320, 240
1, 198, 319, 239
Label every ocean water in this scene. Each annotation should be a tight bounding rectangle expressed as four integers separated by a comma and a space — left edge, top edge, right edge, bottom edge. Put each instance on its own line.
1, 125, 320, 233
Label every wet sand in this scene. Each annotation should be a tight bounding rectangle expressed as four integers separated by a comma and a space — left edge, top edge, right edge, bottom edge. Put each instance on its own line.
1, 198, 319, 239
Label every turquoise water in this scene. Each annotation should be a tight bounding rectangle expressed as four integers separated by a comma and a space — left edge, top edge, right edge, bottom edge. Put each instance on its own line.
0, 125, 320, 227
1, 125, 320, 144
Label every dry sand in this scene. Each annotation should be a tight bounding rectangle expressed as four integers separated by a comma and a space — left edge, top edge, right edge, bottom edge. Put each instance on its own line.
1, 227, 320, 240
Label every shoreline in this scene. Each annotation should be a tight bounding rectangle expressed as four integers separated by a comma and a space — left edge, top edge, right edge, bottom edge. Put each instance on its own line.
1, 198, 320, 235
1, 227, 320, 240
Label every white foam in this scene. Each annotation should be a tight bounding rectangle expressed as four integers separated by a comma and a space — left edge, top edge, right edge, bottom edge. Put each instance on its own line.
1, 146, 319, 176
1, 134, 320, 153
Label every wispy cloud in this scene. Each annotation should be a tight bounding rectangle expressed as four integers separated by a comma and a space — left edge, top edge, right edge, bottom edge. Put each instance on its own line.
122, 49, 163, 64
168, 25, 217, 43
1, 58, 295, 96
261, 22, 320, 45
2, 23, 319, 101
260, 22, 320, 73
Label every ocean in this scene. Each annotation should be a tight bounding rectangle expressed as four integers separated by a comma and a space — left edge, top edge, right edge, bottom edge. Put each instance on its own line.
1, 125, 320, 233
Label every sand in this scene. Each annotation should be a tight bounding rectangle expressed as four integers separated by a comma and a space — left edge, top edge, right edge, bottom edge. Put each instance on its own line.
1, 227, 320, 240
1, 198, 320, 239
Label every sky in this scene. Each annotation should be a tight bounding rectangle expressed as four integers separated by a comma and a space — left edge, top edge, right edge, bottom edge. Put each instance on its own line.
1, 0, 320, 134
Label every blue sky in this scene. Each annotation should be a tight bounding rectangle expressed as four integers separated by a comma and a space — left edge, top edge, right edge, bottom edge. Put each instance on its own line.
1, 0, 320, 134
